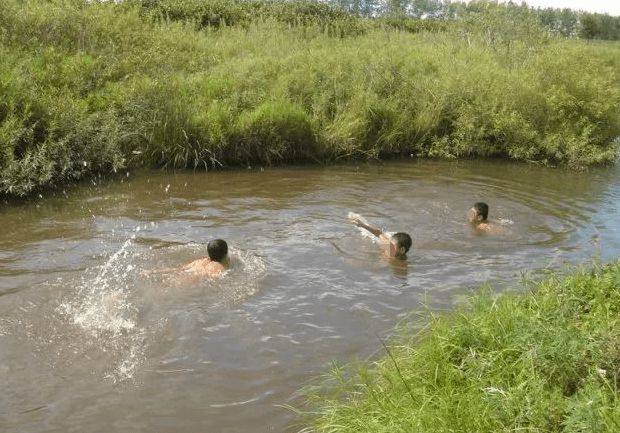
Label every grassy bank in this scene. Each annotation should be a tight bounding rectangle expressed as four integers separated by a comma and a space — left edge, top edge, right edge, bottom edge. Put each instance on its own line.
1, 0, 620, 197
301, 263, 620, 432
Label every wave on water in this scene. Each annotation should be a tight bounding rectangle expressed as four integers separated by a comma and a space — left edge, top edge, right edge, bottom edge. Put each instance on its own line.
218, 247, 268, 306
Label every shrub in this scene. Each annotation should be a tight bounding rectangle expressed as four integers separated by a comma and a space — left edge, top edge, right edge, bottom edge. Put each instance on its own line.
235, 100, 317, 163
1, 0, 619, 197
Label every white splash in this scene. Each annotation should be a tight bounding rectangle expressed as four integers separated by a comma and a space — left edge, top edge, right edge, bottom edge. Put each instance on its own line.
57, 237, 148, 382
216, 247, 268, 306
348, 211, 381, 242
61, 239, 136, 336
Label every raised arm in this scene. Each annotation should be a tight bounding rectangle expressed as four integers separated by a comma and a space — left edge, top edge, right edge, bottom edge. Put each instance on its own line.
350, 216, 389, 242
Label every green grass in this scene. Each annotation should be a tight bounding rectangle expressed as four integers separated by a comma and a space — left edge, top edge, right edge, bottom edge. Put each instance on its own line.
300, 263, 620, 432
1, 0, 620, 197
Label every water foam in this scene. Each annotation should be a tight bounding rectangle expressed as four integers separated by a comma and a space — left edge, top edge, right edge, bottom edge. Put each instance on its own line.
220, 247, 268, 305
498, 218, 514, 226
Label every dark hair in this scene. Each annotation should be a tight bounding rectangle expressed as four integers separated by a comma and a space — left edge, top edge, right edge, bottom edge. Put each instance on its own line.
392, 232, 412, 254
473, 202, 489, 221
207, 239, 228, 262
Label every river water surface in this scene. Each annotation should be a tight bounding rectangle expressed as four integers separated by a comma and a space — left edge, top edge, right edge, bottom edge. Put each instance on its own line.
2, 160, 620, 432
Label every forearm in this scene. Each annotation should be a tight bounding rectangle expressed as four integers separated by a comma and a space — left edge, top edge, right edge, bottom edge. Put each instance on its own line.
358, 222, 383, 238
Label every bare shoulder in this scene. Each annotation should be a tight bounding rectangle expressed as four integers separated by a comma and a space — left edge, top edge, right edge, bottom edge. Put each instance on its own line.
205, 260, 226, 276
183, 257, 210, 272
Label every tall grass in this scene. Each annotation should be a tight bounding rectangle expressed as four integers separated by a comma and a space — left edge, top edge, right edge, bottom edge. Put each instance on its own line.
1, 0, 620, 196
138, 0, 366, 36
302, 263, 620, 432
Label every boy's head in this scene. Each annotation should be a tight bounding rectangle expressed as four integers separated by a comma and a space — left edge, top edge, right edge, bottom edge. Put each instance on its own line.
469, 202, 489, 223
390, 232, 412, 259
207, 239, 228, 262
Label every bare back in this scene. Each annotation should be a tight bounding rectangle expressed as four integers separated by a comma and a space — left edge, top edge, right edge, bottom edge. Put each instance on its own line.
182, 258, 227, 278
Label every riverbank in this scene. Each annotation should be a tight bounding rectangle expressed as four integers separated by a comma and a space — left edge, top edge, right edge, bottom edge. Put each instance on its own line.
2, 0, 620, 197
302, 262, 620, 432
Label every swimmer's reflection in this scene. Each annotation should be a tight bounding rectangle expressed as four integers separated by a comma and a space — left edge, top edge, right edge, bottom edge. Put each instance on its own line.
387, 257, 409, 279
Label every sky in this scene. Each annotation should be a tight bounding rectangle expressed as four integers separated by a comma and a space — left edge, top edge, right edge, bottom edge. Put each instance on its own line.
495, 0, 620, 16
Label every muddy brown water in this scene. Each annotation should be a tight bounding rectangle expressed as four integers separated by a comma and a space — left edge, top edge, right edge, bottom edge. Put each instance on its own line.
2, 160, 620, 432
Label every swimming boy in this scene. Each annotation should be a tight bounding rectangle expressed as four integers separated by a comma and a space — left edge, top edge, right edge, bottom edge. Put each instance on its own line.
144, 239, 230, 280
468, 202, 498, 233
349, 215, 412, 259
181, 239, 230, 278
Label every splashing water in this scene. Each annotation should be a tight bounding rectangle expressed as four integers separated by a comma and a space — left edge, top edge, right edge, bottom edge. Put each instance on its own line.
60, 239, 136, 335
348, 211, 384, 242
56, 237, 152, 382
218, 247, 268, 306
12, 231, 266, 384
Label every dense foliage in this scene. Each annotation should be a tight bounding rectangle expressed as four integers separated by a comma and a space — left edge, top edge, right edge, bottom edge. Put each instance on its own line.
1, 0, 620, 197
303, 263, 620, 432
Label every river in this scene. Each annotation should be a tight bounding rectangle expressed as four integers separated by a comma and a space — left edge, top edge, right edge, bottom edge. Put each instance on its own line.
2, 160, 620, 432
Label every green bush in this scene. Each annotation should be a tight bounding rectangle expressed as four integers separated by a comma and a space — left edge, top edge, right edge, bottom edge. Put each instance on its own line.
1, 0, 620, 197
235, 100, 317, 163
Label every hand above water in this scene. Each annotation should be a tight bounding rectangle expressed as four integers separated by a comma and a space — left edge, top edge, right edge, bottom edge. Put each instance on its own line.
350, 216, 363, 226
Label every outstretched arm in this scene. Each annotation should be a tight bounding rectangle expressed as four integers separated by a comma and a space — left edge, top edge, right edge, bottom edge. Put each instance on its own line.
350, 216, 389, 242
